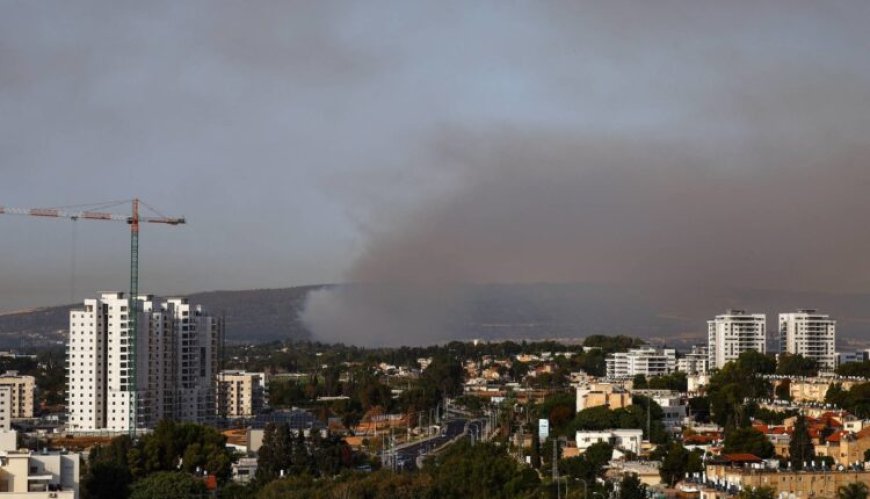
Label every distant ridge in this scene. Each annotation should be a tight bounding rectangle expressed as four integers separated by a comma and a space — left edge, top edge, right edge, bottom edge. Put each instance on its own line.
0, 283, 868, 350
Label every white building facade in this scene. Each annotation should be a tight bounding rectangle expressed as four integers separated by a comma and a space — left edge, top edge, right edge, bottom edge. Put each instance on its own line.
606, 348, 676, 378
778, 310, 836, 371
676, 345, 709, 375
838, 349, 870, 367
575, 429, 644, 455
707, 310, 766, 370
67, 293, 219, 432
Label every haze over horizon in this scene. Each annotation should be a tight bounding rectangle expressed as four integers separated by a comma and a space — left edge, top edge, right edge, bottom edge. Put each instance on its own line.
3, 2, 870, 345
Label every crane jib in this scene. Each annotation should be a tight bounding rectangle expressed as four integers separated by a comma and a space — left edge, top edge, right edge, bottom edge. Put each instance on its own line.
0, 198, 184, 439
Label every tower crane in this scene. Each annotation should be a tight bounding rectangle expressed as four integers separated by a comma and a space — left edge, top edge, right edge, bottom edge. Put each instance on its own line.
0, 198, 185, 437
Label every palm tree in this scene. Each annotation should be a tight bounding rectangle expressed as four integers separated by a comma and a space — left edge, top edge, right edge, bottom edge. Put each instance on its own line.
837, 482, 869, 499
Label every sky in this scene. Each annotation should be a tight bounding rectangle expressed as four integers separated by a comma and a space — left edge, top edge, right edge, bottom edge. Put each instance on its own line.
3, 2, 870, 343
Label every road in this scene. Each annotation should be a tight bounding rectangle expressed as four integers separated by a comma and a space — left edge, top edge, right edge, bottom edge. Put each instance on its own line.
387, 418, 488, 471
399, 419, 466, 471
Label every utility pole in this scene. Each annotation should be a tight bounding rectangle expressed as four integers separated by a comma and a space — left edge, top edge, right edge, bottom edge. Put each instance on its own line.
552, 439, 560, 499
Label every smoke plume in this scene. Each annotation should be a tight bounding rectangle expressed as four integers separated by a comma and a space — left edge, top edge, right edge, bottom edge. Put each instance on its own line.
303, 122, 870, 346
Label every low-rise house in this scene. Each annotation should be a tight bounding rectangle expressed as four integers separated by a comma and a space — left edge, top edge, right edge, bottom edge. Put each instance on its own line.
0, 430, 80, 498
231, 457, 258, 484
632, 390, 687, 431
575, 429, 643, 455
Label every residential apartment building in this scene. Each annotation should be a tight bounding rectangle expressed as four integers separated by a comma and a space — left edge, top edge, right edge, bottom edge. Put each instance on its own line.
703, 463, 870, 499
217, 371, 266, 419
676, 345, 708, 375
0, 371, 36, 419
0, 386, 11, 432
575, 382, 632, 412
605, 348, 676, 378
771, 377, 859, 403
779, 310, 837, 371
0, 429, 80, 498
837, 349, 870, 367
66, 292, 219, 432
707, 310, 766, 370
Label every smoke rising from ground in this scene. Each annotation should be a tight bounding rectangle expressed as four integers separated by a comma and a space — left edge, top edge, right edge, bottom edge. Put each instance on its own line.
304, 101, 870, 345
297, 2, 870, 346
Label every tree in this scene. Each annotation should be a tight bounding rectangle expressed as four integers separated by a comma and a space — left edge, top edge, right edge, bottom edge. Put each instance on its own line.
774, 379, 792, 401
833, 383, 870, 418
658, 442, 696, 487
559, 442, 613, 483
723, 428, 774, 459
835, 360, 870, 379
789, 416, 815, 470
707, 360, 771, 430
122, 420, 234, 482
571, 406, 617, 432
648, 372, 688, 392
81, 462, 132, 499
826, 383, 848, 407
738, 486, 776, 499
776, 354, 818, 377
582, 335, 645, 352
736, 350, 777, 375
618, 473, 647, 499
583, 442, 614, 476
427, 440, 539, 498
633, 374, 648, 389
530, 426, 542, 469
537, 392, 576, 435
128, 472, 207, 499
688, 397, 710, 423
838, 482, 869, 499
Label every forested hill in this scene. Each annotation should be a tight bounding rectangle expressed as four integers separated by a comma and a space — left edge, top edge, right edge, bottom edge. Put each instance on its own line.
1, 283, 869, 350
0, 286, 320, 349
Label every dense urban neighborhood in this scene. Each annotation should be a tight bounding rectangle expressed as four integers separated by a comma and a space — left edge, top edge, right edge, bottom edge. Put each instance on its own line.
0, 296, 868, 498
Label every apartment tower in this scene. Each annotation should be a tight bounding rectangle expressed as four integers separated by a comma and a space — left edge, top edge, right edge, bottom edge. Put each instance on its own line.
779, 310, 836, 371
707, 310, 766, 370
66, 292, 219, 432
605, 347, 677, 378
216, 371, 267, 419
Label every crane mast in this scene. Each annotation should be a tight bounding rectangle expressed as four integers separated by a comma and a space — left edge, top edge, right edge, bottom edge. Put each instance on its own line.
0, 198, 184, 438
129, 199, 140, 438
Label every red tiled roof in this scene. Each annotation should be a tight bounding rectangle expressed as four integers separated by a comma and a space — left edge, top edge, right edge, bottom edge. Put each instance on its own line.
204, 475, 218, 491
827, 430, 847, 443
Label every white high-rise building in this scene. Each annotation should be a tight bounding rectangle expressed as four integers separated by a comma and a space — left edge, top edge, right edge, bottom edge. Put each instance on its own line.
66, 293, 219, 432
779, 310, 836, 371
707, 310, 766, 370
606, 348, 676, 378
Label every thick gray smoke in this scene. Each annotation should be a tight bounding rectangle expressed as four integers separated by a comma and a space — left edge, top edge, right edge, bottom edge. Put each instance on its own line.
302, 125, 870, 345
294, 1, 870, 346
